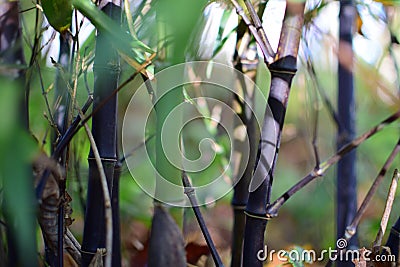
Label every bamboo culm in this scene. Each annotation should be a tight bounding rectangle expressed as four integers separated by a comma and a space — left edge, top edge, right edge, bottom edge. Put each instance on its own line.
243, 3, 305, 267
81, 3, 121, 266
337, 1, 358, 265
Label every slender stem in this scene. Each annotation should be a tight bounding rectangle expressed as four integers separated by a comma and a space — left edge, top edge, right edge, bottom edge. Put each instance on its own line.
266, 110, 400, 217
345, 139, 400, 239
230, 0, 274, 63
182, 173, 224, 267
82, 122, 113, 267
244, 0, 274, 57
384, 216, 400, 262
35, 96, 93, 200
36, 58, 152, 201
373, 169, 399, 247
325, 167, 400, 267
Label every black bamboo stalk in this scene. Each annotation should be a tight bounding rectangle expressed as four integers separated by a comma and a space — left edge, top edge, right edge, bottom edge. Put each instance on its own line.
231, 94, 256, 267
384, 216, 400, 262
81, 2, 121, 266
337, 1, 358, 265
36, 64, 148, 201
230, 4, 267, 266
230, 15, 262, 267
182, 173, 224, 267
231, 19, 251, 267
112, 148, 122, 267
266, 110, 400, 217
243, 3, 305, 267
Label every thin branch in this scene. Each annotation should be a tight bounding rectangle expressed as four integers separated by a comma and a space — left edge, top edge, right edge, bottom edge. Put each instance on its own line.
182, 173, 224, 267
345, 138, 400, 239
325, 167, 400, 267
230, 0, 274, 63
36, 58, 153, 200
373, 169, 399, 248
266, 110, 400, 218
311, 108, 320, 168
81, 121, 113, 267
244, 0, 274, 57
36, 95, 93, 200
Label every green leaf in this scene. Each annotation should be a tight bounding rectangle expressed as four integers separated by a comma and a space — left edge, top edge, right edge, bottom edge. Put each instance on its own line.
41, 0, 73, 33
71, 0, 155, 76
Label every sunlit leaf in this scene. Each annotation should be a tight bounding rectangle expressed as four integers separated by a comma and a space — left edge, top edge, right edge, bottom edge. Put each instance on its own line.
373, 0, 400, 6
186, 2, 236, 60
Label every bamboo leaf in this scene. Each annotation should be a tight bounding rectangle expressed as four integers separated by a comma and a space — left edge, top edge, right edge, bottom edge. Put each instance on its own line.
71, 0, 155, 76
41, 0, 72, 33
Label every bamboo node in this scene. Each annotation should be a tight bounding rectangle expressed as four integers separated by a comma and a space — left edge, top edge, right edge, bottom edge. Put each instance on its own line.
184, 187, 195, 196
244, 210, 271, 221
232, 205, 246, 210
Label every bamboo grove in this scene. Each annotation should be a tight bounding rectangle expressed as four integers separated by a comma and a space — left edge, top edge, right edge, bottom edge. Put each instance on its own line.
0, 0, 399, 266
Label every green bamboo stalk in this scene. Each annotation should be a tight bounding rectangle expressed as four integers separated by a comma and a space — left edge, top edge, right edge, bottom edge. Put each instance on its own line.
81, 2, 121, 267
0, 2, 37, 266
243, 2, 305, 266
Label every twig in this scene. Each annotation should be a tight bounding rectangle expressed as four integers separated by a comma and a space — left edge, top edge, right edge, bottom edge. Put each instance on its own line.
373, 169, 399, 248
82, 119, 113, 267
324, 140, 400, 267
345, 138, 400, 239
230, 0, 274, 63
65, 229, 81, 265
37, 57, 153, 200
182, 173, 224, 267
266, 110, 400, 217
244, 0, 274, 57
36, 95, 93, 200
